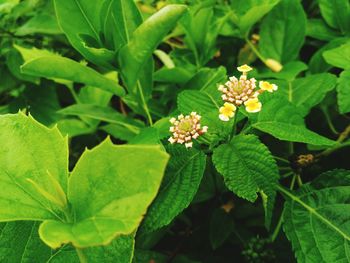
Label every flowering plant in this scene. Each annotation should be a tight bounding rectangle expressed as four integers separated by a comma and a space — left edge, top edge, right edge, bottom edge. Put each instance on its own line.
0, 0, 349, 262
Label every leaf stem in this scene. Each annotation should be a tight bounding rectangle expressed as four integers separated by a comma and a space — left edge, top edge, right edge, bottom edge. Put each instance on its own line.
321, 106, 339, 135
245, 36, 267, 64
76, 248, 88, 263
137, 81, 153, 126
229, 113, 238, 141
270, 174, 296, 242
317, 124, 350, 157
273, 156, 290, 164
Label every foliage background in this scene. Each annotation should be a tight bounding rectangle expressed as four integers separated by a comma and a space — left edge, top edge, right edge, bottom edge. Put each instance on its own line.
0, 0, 350, 262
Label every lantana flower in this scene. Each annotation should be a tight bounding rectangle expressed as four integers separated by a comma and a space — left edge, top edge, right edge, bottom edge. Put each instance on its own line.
168, 112, 208, 148
217, 64, 278, 121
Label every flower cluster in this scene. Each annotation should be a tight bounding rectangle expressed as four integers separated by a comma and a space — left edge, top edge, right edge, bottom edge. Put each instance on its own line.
168, 112, 208, 148
218, 65, 278, 121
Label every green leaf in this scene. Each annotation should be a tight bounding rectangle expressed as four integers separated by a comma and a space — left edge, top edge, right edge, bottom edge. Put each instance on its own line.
318, 0, 350, 34
0, 222, 51, 262
323, 42, 350, 70
337, 70, 350, 114
119, 5, 187, 89
101, 0, 142, 51
281, 169, 350, 263
252, 97, 336, 146
212, 134, 279, 228
53, 0, 111, 67
15, 45, 125, 96
259, 0, 306, 63
306, 19, 341, 42
141, 145, 206, 233
230, 0, 280, 35
15, 13, 61, 36
177, 90, 219, 115
39, 139, 169, 248
280, 73, 337, 116
0, 113, 68, 221
59, 104, 143, 135
48, 235, 135, 263
257, 61, 307, 81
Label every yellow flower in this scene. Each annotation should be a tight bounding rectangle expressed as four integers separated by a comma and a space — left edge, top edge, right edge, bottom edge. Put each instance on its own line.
219, 102, 236, 121
259, 81, 278, 93
237, 64, 253, 73
244, 98, 262, 113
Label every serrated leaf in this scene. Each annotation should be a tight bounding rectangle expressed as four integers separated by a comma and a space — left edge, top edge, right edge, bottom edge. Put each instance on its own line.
40, 139, 169, 248
0, 222, 51, 263
212, 134, 279, 228
48, 234, 134, 263
282, 169, 350, 263
141, 145, 206, 233
323, 42, 350, 70
0, 113, 68, 221
337, 70, 350, 114
0, 113, 169, 249
119, 5, 187, 90
259, 0, 306, 63
252, 97, 336, 146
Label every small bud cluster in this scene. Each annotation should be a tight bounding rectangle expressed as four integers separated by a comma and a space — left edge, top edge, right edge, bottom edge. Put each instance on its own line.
218, 64, 278, 121
168, 112, 208, 148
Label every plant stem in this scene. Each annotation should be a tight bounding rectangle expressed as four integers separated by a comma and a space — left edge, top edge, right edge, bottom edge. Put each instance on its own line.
245, 36, 267, 64
321, 106, 339, 135
271, 174, 296, 242
76, 248, 88, 263
273, 156, 290, 164
229, 113, 238, 141
317, 124, 350, 157
296, 174, 303, 187
137, 81, 153, 126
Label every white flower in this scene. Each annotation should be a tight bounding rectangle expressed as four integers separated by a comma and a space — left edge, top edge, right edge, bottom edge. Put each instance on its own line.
168, 112, 208, 148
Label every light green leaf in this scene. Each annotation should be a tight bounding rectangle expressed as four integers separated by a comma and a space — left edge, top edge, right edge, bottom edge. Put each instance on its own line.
0, 222, 51, 263
101, 0, 142, 51
281, 73, 337, 116
48, 235, 135, 263
15, 13, 61, 36
259, 0, 306, 63
257, 61, 307, 81
212, 134, 279, 228
318, 0, 350, 34
252, 97, 336, 146
15, 45, 125, 96
53, 0, 110, 67
0, 113, 68, 221
177, 90, 219, 115
119, 5, 187, 89
39, 139, 169, 248
281, 169, 350, 263
141, 145, 206, 233
230, 0, 280, 35
59, 104, 143, 135
323, 42, 350, 69
337, 70, 350, 114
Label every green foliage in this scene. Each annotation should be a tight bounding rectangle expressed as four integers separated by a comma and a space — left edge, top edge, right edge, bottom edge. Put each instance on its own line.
213, 134, 279, 228
252, 97, 336, 146
141, 145, 206, 233
259, 0, 306, 63
337, 70, 350, 114
282, 169, 350, 263
0, 113, 168, 252
1, 0, 350, 262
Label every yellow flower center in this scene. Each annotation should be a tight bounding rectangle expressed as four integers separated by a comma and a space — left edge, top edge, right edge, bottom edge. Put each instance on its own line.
244, 98, 262, 113
178, 120, 192, 132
